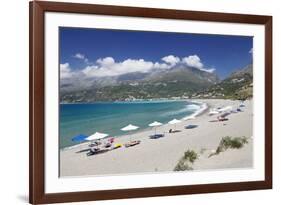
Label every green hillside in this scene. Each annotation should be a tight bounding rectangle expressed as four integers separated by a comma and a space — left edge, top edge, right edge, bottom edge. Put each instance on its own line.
60, 64, 252, 103
192, 64, 253, 100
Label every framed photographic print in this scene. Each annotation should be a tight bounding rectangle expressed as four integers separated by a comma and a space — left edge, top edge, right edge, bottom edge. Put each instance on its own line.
29, 1, 272, 204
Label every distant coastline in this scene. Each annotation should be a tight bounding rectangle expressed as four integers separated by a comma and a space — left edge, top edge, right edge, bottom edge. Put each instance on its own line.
60, 97, 192, 105
60, 96, 226, 105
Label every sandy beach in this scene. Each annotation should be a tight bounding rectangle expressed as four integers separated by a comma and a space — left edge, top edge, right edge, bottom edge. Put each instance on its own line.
60, 99, 253, 177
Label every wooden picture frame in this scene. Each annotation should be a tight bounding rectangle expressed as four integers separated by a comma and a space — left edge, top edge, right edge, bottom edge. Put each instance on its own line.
29, 1, 272, 204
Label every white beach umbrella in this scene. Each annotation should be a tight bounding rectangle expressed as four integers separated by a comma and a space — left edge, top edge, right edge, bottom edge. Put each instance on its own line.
86, 132, 109, 141
168, 119, 181, 130
86, 132, 109, 149
209, 110, 219, 116
217, 106, 232, 113
149, 121, 163, 135
149, 121, 163, 127
121, 124, 139, 131
168, 119, 181, 125
121, 124, 139, 141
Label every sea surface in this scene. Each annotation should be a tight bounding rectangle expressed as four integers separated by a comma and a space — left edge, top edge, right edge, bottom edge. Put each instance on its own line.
59, 100, 203, 148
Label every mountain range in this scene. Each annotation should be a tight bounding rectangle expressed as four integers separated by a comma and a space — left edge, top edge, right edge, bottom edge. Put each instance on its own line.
60, 64, 252, 103
192, 64, 253, 100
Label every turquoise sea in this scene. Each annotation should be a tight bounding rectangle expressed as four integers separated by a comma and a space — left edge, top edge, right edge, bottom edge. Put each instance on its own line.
59, 100, 203, 148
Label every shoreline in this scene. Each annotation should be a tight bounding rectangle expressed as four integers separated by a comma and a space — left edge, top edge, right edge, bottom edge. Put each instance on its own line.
60, 99, 253, 176
61, 100, 208, 151
60, 98, 191, 105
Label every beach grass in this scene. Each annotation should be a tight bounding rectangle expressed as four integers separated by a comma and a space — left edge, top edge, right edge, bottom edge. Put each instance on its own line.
209, 136, 249, 158
174, 149, 198, 171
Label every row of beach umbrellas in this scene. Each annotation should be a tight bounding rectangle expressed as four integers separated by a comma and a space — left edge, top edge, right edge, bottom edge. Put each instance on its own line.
72, 118, 182, 143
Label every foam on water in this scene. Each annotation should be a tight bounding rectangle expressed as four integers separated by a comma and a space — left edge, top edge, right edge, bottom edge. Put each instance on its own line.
183, 102, 208, 120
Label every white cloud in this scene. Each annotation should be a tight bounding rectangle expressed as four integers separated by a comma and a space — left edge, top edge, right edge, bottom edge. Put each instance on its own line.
73, 53, 89, 63
153, 62, 171, 70
182, 55, 203, 69
97, 57, 115, 66
200, 67, 216, 73
120, 59, 154, 73
82, 65, 99, 76
74, 53, 85, 59
162, 55, 180, 66
60, 63, 74, 79
182, 55, 215, 73
62, 54, 216, 79
83, 57, 158, 77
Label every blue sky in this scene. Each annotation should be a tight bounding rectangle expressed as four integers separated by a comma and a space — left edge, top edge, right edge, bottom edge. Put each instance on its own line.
60, 27, 253, 79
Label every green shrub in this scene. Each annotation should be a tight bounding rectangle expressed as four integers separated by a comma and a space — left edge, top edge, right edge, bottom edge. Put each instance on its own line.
174, 149, 198, 171
183, 150, 198, 163
229, 137, 244, 149
219, 136, 248, 151
210, 136, 249, 157
240, 136, 249, 144
215, 145, 223, 154
174, 160, 193, 171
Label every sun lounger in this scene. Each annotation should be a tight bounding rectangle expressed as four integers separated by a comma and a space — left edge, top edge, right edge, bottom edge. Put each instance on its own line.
88, 141, 102, 147
87, 147, 110, 156
218, 118, 228, 121
217, 114, 229, 121
103, 142, 112, 148
220, 112, 230, 118
113, 143, 122, 149
209, 118, 229, 122
108, 137, 114, 143
169, 129, 181, 133
125, 140, 141, 148
185, 125, 198, 129
86, 147, 100, 156
237, 108, 242, 112
149, 134, 165, 139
